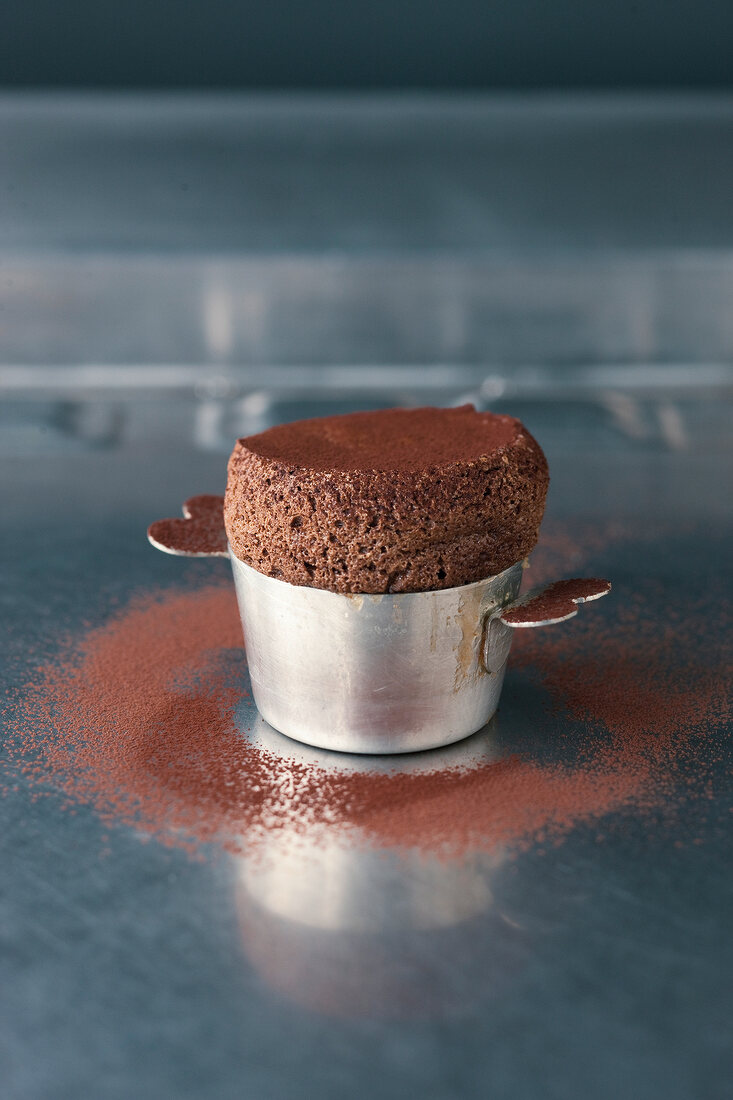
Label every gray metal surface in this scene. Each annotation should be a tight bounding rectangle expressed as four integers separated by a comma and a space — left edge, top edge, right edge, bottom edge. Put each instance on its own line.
3, 378, 732, 1100
2, 94, 733, 1100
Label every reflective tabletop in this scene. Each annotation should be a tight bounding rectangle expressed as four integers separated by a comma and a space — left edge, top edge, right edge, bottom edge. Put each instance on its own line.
2, 373, 732, 1100
2, 92, 733, 1100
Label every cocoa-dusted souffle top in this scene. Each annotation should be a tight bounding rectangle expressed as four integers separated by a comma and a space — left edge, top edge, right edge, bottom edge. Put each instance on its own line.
224, 405, 549, 594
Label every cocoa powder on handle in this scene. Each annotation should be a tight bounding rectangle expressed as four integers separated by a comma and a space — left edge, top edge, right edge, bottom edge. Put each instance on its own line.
501, 577, 611, 625
148, 495, 228, 557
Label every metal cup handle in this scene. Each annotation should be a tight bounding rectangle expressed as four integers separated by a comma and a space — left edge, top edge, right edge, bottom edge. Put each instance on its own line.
147, 495, 229, 558
482, 577, 611, 673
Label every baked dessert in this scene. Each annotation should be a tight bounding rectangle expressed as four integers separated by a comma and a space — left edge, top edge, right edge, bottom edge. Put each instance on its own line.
224, 405, 549, 594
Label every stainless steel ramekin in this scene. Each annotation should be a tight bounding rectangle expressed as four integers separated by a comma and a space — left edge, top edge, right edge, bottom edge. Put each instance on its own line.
148, 496, 609, 754
231, 554, 523, 753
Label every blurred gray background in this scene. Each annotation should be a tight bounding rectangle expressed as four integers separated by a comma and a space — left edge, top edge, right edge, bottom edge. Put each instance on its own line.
2, 0, 733, 88
2, 1, 732, 423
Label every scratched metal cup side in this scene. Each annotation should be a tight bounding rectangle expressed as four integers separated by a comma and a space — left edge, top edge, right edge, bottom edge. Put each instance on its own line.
230, 554, 524, 754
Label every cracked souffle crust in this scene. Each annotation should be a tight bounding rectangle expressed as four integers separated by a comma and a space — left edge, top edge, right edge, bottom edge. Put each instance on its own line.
224, 405, 549, 594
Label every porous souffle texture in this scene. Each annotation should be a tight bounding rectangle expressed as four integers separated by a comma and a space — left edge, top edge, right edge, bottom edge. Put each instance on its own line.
224, 405, 549, 594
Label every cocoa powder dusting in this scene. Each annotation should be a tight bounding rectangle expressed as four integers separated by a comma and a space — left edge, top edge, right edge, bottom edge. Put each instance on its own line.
148, 494, 228, 556
224, 405, 549, 594
3, 525, 730, 860
502, 578, 611, 625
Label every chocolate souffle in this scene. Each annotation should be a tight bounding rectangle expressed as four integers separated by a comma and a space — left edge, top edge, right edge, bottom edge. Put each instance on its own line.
224, 405, 549, 594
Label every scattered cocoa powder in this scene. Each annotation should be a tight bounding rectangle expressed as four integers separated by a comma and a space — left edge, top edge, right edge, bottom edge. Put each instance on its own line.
3, 524, 730, 860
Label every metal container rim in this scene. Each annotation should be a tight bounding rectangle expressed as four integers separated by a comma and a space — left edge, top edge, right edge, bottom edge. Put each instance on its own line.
228, 549, 526, 604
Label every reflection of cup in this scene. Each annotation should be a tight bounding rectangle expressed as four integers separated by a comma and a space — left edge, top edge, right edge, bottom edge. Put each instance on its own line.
235, 831, 521, 1021
231, 555, 524, 754
233, 722, 526, 1021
